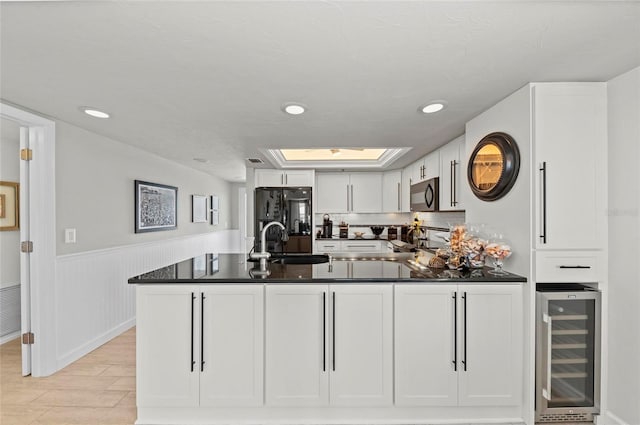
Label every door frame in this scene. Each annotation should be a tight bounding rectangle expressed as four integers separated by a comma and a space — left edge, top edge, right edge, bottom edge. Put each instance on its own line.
1, 102, 57, 377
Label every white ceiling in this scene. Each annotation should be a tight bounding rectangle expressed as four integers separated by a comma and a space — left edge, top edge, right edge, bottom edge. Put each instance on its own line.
1, 1, 639, 183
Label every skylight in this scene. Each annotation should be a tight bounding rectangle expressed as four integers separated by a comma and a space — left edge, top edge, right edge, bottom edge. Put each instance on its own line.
280, 148, 386, 161
264, 147, 411, 169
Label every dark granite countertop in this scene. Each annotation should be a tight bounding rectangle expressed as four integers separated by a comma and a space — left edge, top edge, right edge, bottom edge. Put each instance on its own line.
128, 254, 526, 284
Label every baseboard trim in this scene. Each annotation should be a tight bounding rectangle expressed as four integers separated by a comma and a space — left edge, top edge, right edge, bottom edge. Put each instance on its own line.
604, 410, 630, 425
57, 317, 136, 370
0, 331, 21, 345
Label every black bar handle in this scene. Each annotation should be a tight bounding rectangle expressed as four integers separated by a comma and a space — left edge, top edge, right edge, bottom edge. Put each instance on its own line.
323, 291, 326, 372
540, 162, 547, 244
332, 291, 336, 372
200, 293, 205, 372
452, 291, 457, 371
191, 292, 195, 372
559, 265, 591, 269
462, 292, 467, 372
450, 160, 455, 207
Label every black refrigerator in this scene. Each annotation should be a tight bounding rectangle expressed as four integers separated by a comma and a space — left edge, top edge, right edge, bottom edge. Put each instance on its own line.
254, 187, 312, 254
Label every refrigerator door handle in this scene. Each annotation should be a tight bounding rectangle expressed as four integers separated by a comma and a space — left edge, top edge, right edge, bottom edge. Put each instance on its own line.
542, 312, 552, 400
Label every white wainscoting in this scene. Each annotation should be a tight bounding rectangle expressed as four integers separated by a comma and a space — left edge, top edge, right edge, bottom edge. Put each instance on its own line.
55, 229, 240, 371
0, 283, 21, 344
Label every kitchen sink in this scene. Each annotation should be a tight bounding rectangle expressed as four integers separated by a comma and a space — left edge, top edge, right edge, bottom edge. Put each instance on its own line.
248, 254, 330, 265
271, 254, 330, 265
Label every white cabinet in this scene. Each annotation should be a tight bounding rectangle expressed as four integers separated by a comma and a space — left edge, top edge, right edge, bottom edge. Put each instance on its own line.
199, 286, 264, 407
316, 173, 350, 213
533, 84, 606, 250
265, 284, 393, 407
439, 135, 465, 211
255, 169, 314, 187
424, 151, 440, 180
401, 168, 411, 212
136, 285, 264, 408
316, 172, 382, 213
137, 285, 200, 407
395, 284, 457, 406
395, 283, 522, 407
330, 285, 393, 406
350, 173, 383, 213
382, 170, 403, 212
458, 284, 522, 406
265, 285, 328, 406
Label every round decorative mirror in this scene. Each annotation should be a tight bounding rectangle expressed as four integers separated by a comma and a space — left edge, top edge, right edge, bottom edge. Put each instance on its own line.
467, 132, 520, 201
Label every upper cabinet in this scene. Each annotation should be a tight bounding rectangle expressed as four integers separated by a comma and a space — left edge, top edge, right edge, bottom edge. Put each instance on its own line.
255, 169, 315, 187
382, 170, 405, 213
316, 172, 382, 213
439, 135, 465, 211
407, 151, 439, 185
533, 83, 606, 250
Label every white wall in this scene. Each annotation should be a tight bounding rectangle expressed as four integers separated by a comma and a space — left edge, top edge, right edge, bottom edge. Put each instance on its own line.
0, 117, 21, 340
56, 121, 233, 255
0, 118, 20, 289
464, 85, 532, 278
606, 66, 640, 425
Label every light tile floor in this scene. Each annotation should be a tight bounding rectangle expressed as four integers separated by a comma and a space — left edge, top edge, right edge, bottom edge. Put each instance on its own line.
0, 327, 137, 425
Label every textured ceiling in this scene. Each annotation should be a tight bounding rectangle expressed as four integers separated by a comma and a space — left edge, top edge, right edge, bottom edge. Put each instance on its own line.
1, 1, 639, 182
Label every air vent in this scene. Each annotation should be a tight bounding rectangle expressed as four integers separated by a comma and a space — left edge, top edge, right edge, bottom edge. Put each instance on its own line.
538, 412, 592, 423
247, 158, 264, 164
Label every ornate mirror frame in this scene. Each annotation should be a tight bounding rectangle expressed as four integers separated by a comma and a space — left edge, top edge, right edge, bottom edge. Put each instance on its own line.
467, 132, 520, 201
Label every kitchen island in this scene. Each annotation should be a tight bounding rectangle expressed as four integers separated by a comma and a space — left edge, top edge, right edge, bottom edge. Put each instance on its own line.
129, 253, 526, 425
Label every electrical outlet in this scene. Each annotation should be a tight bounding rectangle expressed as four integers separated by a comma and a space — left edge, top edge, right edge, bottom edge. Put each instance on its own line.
64, 228, 76, 244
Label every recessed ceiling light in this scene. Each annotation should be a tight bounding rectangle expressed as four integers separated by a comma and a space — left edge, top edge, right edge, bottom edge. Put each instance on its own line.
420, 101, 447, 114
282, 103, 306, 115
81, 107, 110, 119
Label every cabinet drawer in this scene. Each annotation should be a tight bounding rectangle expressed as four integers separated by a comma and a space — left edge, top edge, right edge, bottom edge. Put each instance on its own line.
316, 241, 341, 253
341, 241, 382, 252
535, 251, 600, 283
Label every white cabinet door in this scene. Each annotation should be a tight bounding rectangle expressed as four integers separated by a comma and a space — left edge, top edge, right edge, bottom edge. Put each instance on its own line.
395, 284, 458, 406
315, 240, 342, 253
137, 285, 200, 407
330, 285, 393, 406
409, 158, 425, 184
284, 170, 314, 187
382, 170, 402, 212
265, 285, 329, 406
458, 284, 522, 406
533, 84, 606, 250
255, 169, 285, 187
199, 286, 263, 407
350, 172, 382, 213
400, 168, 411, 212
439, 136, 464, 211
256, 169, 314, 187
316, 173, 349, 213
423, 150, 440, 180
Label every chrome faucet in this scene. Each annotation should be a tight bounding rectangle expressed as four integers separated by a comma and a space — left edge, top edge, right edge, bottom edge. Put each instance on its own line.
251, 221, 288, 269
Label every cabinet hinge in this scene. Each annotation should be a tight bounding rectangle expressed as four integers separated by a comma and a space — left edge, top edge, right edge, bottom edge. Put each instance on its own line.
20, 148, 33, 161
21, 241, 33, 253
22, 332, 34, 345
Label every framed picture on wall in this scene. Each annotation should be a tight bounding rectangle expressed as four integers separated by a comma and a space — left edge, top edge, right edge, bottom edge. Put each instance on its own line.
191, 195, 208, 223
134, 180, 178, 233
0, 181, 19, 231
210, 195, 219, 225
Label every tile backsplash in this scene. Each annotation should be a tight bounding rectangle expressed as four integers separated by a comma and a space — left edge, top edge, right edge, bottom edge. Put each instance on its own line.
314, 211, 466, 238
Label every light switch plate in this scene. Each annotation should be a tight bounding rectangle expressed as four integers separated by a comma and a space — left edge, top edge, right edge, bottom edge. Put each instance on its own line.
65, 228, 76, 244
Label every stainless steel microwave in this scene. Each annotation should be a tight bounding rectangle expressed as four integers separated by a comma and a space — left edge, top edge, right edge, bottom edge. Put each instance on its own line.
410, 178, 439, 212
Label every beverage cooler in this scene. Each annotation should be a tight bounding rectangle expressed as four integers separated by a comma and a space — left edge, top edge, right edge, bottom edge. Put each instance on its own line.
536, 284, 601, 423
